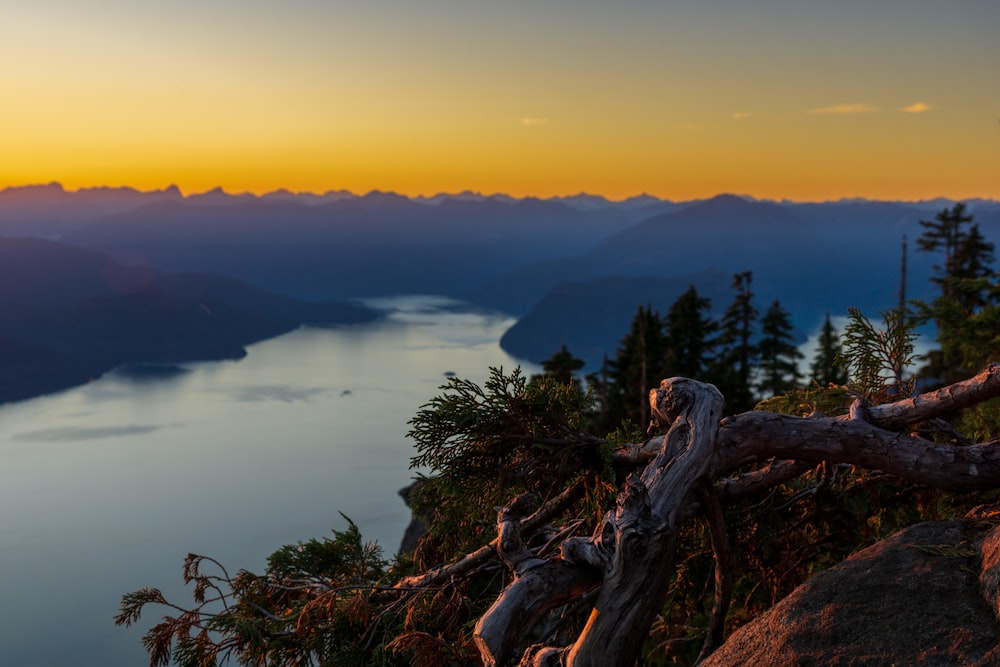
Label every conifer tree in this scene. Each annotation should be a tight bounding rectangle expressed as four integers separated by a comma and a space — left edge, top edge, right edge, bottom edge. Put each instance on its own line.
535, 344, 586, 390
951, 223, 996, 309
606, 305, 666, 429
711, 271, 758, 412
917, 203, 975, 301
810, 313, 848, 386
916, 203, 997, 383
664, 285, 717, 379
757, 298, 802, 397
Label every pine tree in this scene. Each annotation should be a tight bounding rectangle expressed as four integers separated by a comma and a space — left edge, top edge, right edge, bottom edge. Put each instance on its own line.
711, 271, 758, 412
916, 203, 998, 383
535, 344, 586, 388
606, 305, 666, 430
757, 299, 802, 397
951, 223, 996, 309
810, 313, 848, 386
664, 285, 717, 380
917, 203, 974, 299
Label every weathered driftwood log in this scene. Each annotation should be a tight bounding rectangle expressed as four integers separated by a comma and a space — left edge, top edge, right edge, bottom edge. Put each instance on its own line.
473, 364, 1000, 667
476, 378, 725, 666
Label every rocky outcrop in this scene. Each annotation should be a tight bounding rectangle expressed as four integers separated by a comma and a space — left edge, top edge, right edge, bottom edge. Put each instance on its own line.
704, 515, 1000, 666
397, 483, 428, 556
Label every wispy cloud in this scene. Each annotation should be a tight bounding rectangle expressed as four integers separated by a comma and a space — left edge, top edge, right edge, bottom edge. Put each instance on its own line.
901, 102, 932, 113
520, 117, 549, 126
810, 103, 879, 115
732, 111, 753, 120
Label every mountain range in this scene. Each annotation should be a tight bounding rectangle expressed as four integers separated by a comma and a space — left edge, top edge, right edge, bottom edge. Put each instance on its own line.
0, 235, 373, 403
1, 183, 997, 398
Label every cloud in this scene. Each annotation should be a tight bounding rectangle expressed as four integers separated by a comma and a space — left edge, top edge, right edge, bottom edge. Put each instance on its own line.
810, 103, 879, 114
520, 117, 549, 126
901, 102, 932, 113
732, 111, 752, 120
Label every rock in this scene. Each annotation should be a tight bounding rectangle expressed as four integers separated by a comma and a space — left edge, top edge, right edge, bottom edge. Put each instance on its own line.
704, 519, 1000, 666
398, 482, 428, 556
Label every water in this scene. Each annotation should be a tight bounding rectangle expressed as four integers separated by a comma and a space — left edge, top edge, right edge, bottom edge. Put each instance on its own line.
0, 296, 536, 667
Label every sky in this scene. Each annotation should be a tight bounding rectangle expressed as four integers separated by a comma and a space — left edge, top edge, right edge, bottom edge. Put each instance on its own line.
2, 0, 998, 201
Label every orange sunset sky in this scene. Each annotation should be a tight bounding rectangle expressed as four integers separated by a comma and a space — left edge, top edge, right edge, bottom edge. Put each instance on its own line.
2, 0, 998, 202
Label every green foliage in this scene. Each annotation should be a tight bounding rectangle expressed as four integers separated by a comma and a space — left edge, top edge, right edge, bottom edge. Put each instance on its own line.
839, 306, 917, 402
535, 344, 586, 388
664, 285, 718, 379
121, 367, 622, 667
755, 384, 853, 418
409, 367, 588, 476
116, 519, 397, 667
809, 313, 848, 386
917, 203, 995, 307
914, 202, 998, 384
408, 366, 614, 556
915, 282, 1000, 385
756, 299, 802, 397
956, 398, 1000, 444
711, 271, 759, 413
605, 304, 668, 429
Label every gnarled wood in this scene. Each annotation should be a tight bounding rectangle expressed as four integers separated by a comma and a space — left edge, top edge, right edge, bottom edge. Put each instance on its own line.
475, 378, 725, 666
471, 367, 1000, 666
864, 363, 1000, 430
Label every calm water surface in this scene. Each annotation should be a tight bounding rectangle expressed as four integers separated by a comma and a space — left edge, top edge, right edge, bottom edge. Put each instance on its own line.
0, 296, 535, 666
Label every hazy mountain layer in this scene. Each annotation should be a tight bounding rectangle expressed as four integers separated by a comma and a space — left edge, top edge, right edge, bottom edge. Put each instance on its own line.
0, 236, 373, 403
2, 183, 998, 373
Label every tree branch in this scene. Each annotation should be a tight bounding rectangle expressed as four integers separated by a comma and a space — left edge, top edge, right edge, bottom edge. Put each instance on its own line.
470, 366, 1000, 666
863, 363, 1000, 429
393, 476, 588, 593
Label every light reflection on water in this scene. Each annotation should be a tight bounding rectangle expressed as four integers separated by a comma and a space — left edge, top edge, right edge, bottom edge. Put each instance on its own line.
0, 296, 535, 667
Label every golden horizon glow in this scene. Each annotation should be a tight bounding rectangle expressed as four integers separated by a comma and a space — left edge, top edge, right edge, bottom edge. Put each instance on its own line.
2, 1, 998, 202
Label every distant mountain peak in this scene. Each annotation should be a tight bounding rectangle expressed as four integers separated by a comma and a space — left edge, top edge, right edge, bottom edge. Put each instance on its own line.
706, 193, 754, 204
682, 193, 779, 214
0, 182, 66, 200
361, 190, 410, 204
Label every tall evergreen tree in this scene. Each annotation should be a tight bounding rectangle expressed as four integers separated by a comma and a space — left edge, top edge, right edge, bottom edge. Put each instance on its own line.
916, 203, 997, 383
917, 203, 973, 296
535, 344, 586, 388
951, 223, 997, 309
809, 313, 848, 386
664, 285, 717, 380
711, 271, 758, 412
916, 202, 995, 307
757, 299, 802, 397
606, 305, 666, 430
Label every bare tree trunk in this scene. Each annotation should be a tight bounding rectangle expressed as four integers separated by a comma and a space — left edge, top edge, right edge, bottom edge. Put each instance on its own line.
472, 365, 1000, 666
476, 378, 724, 666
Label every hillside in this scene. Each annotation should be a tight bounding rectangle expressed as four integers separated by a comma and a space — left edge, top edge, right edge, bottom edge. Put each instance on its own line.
0, 236, 373, 403
488, 195, 1000, 363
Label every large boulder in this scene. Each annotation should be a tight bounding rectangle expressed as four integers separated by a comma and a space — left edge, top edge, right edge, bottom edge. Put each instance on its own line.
704, 517, 1000, 666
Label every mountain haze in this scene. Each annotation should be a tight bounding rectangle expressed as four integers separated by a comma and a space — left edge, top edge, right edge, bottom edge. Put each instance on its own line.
2, 183, 997, 378
0, 235, 372, 403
